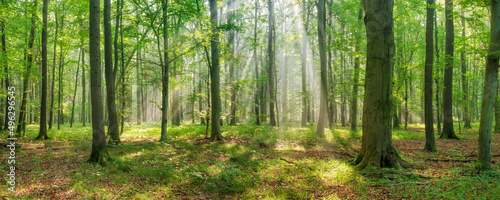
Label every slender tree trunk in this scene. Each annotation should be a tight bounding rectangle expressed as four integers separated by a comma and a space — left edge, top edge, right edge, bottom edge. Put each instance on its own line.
353, 0, 409, 169
268, 0, 276, 127
477, 0, 500, 170
58, 5, 65, 128
88, 0, 109, 165
351, 8, 362, 133
48, 8, 58, 130
17, 1, 37, 135
254, 0, 260, 125
435, 11, 441, 136
37, 0, 49, 139
461, 13, 471, 129
70, 50, 81, 127
160, 0, 169, 142
424, 0, 436, 152
136, 38, 141, 125
495, 80, 500, 132
209, 0, 222, 140
120, 4, 126, 135
442, 0, 458, 139
82, 49, 86, 127
105, 0, 121, 144
300, 0, 308, 127
1, 0, 7, 131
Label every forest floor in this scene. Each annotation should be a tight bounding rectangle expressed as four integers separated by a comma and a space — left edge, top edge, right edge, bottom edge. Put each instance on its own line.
1, 122, 499, 199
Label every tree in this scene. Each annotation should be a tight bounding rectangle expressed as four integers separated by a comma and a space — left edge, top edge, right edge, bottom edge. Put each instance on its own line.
253, 0, 260, 126
1, 0, 8, 131
209, 0, 222, 140
352, 0, 409, 169
315, 0, 327, 137
37, 0, 49, 140
460, 12, 471, 129
70, 49, 81, 127
477, 0, 500, 170
300, 0, 310, 127
82, 49, 86, 127
49, 7, 58, 130
442, 0, 459, 139
104, 0, 121, 145
268, 0, 276, 127
424, 0, 436, 152
351, 8, 363, 133
227, 0, 237, 126
88, 0, 109, 165
16, 0, 37, 135
160, 0, 169, 143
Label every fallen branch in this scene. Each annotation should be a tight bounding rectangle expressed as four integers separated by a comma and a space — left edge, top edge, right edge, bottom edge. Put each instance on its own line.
390, 182, 429, 186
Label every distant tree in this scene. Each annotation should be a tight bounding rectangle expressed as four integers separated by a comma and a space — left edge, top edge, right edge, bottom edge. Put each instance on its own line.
37, 0, 49, 140
350, 7, 363, 133
352, 0, 409, 169
477, 0, 500, 170
253, 0, 260, 126
268, 0, 276, 127
424, 0, 436, 152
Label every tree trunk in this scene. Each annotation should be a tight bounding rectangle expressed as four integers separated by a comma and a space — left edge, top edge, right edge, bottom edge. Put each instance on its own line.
58, 4, 65, 129
435, 13, 441, 136
315, 0, 327, 137
495, 80, 500, 132
160, 0, 169, 142
424, 0, 436, 152
17, 1, 36, 135
442, 0, 458, 139
104, 0, 121, 144
351, 8, 362, 133
88, 0, 109, 165
37, 0, 49, 140
70, 50, 81, 127
268, 0, 276, 127
461, 13, 471, 129
48, 8, 57, 130
254, 0, 260, 126
353, 0, 409, 169
477, 0, 500, 170
209, 0, 222, 140
136, 39, 141, 126
82, 49, 86, 127
300, 0, 308, 127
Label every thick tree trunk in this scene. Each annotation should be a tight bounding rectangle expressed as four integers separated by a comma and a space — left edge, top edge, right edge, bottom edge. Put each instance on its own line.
209, 0, 222, 140
477, 0, 500, 170
424, 0, 436, 152
315, 0, 327, 137
435, 15, 441, 136
88, 0, 109, 165
105, 0, 121, 144
442, 0, 458, 139
37, 0, 49, 140
353, 0, 409, 169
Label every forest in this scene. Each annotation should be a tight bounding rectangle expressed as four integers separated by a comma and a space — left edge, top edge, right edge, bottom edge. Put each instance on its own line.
0, 0, 499, 199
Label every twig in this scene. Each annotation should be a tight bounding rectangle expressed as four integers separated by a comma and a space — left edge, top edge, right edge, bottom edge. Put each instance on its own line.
390, 182, 429, 186
279, 158, 313, 170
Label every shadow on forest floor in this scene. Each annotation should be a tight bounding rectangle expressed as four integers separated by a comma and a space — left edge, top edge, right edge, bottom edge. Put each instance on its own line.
0, 122, 499, 199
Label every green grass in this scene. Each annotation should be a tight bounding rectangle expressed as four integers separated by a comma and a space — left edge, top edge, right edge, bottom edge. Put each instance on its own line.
0, 121, 498, 199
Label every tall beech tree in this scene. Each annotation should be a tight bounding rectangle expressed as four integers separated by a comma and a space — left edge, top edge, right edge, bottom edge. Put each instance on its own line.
477, 0, 500, 170
315, 0, 327, 137
424, 0, 436, 152
209, 0, 222, 140
353, 0, 409, 169
104, 0, 121, 144
37, 0, 49, 140
268, 0, 276, 127
88, 0, 109, 165
442, 0, 458, 139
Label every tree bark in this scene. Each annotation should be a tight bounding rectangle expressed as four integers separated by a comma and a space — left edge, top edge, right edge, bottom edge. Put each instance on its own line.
353, 0, 409, 169
70, 50, 81, 127
37, 0, 49, 140
477, 0, 500, 170
315, 0, 327, 137
300, 0, 308, 127
88, 0, 109, 165
17, 0, 36, 135
424, 0, 436, 152
351, 8, 362, 133
82, 49, 86, 127
442, 0, 458, 139
105, 0, 121, 144
160, 0, 169, 142
268, 0, 276, 127
209, 0, 222, 140
461, 13, 471, 129
254, 0, 260, 126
